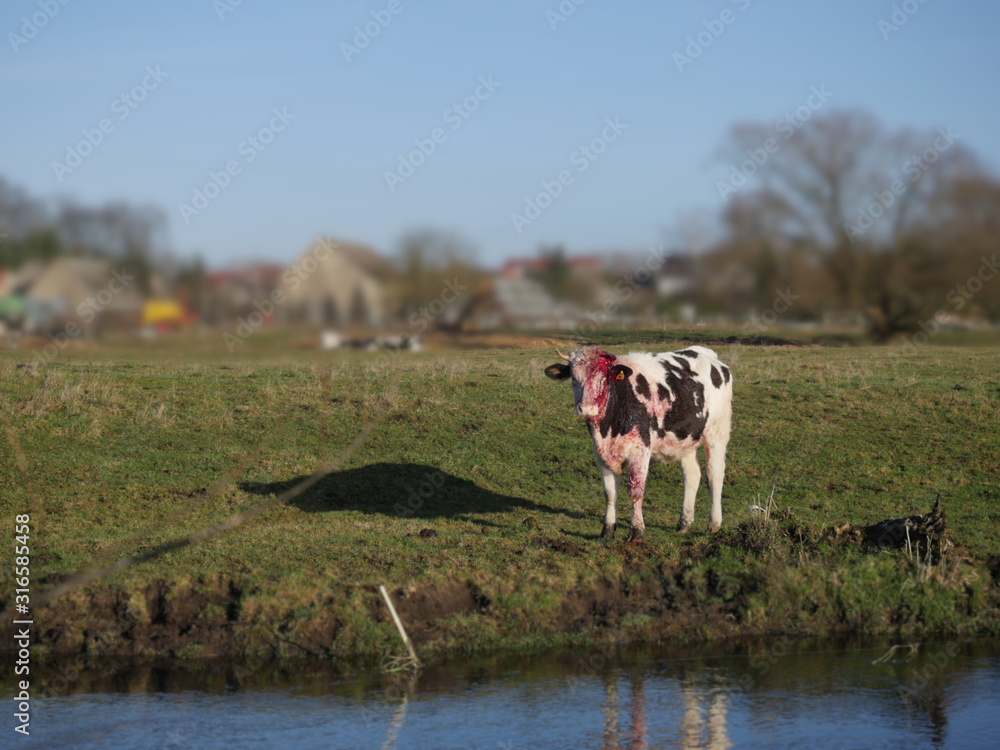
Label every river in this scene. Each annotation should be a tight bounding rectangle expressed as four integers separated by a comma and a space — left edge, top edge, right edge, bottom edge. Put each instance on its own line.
4, 636, 998, 748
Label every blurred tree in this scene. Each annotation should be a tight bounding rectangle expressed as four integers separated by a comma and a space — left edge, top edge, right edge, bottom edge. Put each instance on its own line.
714, 108, 1000, 339
529, 244, 571, 299
56, 201, 166, 294
0, 227, 62, 268
929, 174, 1000, 323
173, 255, 207, 318
395, 229, 483, 326
0, 175, 167, 293
0, 177, 47, 247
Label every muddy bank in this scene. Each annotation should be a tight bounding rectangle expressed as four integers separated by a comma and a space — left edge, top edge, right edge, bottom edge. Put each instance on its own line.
10, 522, 1000, 665
15, 568, 749, 661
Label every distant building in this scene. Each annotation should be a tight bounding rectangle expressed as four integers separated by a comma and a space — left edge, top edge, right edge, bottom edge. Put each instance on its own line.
500, 258, 548, 280
26, 257, 142, 332
457, 276, 579, 330
206, 264, 284, 325
283, 237, 392, 328
567, 255, 603, 281
655, 254, 695, 299
0, 262, 45, 299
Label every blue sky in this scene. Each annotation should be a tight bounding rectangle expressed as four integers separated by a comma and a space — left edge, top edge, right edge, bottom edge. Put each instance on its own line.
3, 0, 998, 269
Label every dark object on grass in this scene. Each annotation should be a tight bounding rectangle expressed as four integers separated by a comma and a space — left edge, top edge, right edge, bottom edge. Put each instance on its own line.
953, 384, 969, 391
861, 495, 949, 562
532, 535, 581, 557
419, 528, 438, 539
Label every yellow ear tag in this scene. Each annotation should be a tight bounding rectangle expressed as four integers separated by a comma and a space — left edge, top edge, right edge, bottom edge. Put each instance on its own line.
615, 370, 625, 381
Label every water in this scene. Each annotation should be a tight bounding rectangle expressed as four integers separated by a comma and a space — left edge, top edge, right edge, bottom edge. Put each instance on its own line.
5, 637, 999, 749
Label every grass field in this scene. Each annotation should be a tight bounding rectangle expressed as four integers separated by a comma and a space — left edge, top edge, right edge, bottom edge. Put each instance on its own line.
2, 333, 999, 663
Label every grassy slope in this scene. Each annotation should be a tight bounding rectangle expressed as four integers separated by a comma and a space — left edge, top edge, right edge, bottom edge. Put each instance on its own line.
1, 338, 999, 660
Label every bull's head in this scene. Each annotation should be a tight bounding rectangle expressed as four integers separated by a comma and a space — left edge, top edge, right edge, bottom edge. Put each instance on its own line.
545, 347, 632, 419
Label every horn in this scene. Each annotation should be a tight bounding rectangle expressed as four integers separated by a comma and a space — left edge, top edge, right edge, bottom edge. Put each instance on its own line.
555, 349, 570, 361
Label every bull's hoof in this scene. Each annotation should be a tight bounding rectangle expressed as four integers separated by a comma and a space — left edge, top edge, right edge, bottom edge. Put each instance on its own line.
600, 523, 616, 539
677, 521, 692, 534
708, 522, 721, 533
626, 527, 644, 543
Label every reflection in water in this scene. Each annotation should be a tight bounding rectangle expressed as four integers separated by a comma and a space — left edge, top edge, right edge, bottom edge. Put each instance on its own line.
2, 637, 998, 749
600, 675, 620, 749
628, 674, 647, 750
680, 679, 730, 750
596, 667, 729, 750
381, 669, 418, 750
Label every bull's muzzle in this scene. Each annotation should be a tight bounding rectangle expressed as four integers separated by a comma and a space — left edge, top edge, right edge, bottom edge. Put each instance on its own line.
576, 403, 599, 418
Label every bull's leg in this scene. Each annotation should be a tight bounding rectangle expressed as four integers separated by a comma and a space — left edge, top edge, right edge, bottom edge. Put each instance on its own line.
677, 451, 701, 533
626, 452, 651, 543
595, 451, 620, 539
704, 441, 727, 533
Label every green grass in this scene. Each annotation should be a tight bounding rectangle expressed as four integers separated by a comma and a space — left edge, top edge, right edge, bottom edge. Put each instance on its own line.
1, 336, 999, 662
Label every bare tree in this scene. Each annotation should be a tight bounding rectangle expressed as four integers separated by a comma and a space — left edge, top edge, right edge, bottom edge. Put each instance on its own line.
395, 228, 482, 325
0, 177, 59, 268
715, 108, 998, 339
54, 201, 167, 293
0, 176, 168, 290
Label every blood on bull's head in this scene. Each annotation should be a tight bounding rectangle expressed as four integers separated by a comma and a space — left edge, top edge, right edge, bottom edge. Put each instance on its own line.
544, 347, 632, 419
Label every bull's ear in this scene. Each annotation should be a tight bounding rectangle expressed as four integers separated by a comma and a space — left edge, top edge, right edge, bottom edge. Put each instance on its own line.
610, 364, 632, 382
544, 363, 571, 380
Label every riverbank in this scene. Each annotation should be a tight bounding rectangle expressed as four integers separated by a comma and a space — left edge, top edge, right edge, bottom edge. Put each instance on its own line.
2, 339, 999, 664
24, 513, 1000, 663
